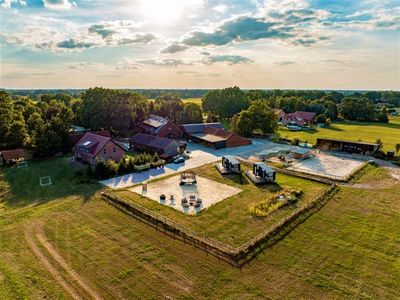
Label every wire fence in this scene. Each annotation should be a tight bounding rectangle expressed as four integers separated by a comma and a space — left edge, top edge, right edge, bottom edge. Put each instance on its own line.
102, 184, 337, 267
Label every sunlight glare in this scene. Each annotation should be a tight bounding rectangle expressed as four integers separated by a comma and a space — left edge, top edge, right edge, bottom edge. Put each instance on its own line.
138, 0, 204, 25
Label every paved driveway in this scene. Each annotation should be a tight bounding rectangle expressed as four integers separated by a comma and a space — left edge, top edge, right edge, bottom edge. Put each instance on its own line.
100, 149, 220, 189
100, 139, 338, 189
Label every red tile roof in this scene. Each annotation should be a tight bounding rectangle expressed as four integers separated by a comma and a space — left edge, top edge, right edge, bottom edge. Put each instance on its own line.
0, 149, 27, 161
74, 132, 122, 156
69, 130, 111, 146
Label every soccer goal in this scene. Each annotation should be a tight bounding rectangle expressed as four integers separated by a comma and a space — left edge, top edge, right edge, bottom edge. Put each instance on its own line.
39, 176, 52, 187
17, 161, 28, 169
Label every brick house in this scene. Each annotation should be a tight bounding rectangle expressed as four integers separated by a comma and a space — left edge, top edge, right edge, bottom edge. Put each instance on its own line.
129, 133, 180, 159
283, 111, 316, 127
0, 149, 29, 165
73, 132, 126, 166
139, 114, 182, 139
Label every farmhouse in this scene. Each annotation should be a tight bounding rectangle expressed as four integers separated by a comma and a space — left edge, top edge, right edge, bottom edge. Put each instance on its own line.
139, 114, 182, 139
182, 123, 251, 149
130, 133, 179, 159
69, 130, 111, 148
316, 138, 379, 155
284, 111, 316, 127
73, 132, 125, 166
0, 149, 29, 165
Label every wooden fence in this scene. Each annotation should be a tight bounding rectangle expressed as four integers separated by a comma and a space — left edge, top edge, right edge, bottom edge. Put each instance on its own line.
102, 184, 337, 268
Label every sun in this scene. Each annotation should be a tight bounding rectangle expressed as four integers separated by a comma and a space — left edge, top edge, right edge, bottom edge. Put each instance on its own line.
137, 0, 203, 25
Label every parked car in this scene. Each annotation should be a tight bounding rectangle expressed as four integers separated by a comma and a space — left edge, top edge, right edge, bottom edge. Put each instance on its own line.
173, 157, 185, 164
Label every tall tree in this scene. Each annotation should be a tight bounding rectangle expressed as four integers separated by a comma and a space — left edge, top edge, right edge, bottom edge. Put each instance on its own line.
0, 91, 14, 146
182, 103, 203, 124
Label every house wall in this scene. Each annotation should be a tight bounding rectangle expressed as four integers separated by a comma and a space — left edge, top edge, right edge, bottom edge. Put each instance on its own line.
158, 121, 183, 139
226, 134, 252, 148
96, 141, 125, 163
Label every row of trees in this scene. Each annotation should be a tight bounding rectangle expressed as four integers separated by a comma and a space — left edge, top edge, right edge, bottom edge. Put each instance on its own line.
201, 87, 393, 127
0, 91, 75, 156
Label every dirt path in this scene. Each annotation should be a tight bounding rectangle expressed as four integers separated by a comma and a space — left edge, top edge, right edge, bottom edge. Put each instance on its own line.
24, 224, 82, 300
25, 222, 103, 300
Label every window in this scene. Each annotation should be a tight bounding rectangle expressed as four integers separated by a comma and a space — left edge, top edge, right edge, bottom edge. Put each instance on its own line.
113, 147, 116, 153
103, 148, 107, 155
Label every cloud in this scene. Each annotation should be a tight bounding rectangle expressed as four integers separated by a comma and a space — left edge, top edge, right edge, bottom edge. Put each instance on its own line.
275, 61, 296, 66
67, 62, 104, 70
136, 58, 192, 67
204, 55, 253, 65
1, 0, 26, 9
160, 43, 189, 54
43, 0, 75, 11
88, 24, 117, 39
57, 38, 96, 49
117, 33, 156, 45
162, 1, 332, 53
213, 4, 227, 13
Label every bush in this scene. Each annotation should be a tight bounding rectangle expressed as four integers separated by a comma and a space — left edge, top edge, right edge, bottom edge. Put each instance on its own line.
291, 138, 300, 146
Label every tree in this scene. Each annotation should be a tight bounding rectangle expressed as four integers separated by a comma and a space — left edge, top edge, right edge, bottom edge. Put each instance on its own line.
395, 143, 400, 155
182, 103, 203, 124
7, 120, 29, 148
315, 114, 327, 124
35, 130, 62, 157
202, 86, 249, 119
154, 93, 183, 124
79, 87, 147, 135
236, 100, 277, 137
377, 107, 389, 123
0, 91, 14, 146
339, 97, 376, 121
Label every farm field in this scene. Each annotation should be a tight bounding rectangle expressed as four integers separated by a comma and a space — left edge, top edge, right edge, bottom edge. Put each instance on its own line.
278, 115, 400, 152
116, 163, 328, 246
182, 97, 202, 104
0, 160, 399, 299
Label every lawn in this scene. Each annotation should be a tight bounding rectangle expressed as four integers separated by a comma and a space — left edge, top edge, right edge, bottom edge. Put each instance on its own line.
278, 115, 400, 152
0, 157, 101, 209
0, 163, 399, 299
115, 163, 328, 246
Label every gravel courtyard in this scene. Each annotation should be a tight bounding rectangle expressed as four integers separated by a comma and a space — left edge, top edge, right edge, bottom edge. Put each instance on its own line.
288, 153, 364, 180
129, 175, 242, 214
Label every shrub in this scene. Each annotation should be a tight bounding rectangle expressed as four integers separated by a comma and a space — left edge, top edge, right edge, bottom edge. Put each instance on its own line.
291, 138, 300, 146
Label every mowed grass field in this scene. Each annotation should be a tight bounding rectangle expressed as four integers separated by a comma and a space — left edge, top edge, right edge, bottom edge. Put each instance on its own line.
0, 158, 399, 299
115, 163, 327, 246
278, 115, 400, 152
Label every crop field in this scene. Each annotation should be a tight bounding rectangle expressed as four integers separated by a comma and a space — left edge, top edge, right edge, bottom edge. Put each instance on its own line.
182, 97, 202, 105
116, 163, 328, 246
278, 115, 400, 152
0, 157, 399, 299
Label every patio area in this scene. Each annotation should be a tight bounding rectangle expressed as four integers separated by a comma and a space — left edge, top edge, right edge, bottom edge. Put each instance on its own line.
129, 175, 242, 214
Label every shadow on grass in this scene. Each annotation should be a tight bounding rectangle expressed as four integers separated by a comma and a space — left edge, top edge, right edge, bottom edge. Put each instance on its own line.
256, 182, 283, 193
1, 156, 103, 208
223, 173, 251, 186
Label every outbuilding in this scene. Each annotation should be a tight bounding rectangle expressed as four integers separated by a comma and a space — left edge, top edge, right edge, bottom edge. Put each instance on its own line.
316, 138, 379, 155
129, 133, 180, 159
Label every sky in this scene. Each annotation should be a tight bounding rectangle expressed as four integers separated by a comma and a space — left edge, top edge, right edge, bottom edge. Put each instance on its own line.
0, 0, 399, 90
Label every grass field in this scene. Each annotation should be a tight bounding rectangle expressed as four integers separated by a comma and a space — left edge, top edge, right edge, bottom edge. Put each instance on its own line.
278, 115, 400, 152
115, 163, 327, 246
182, 98, 202, 105
0, 157, 399, 299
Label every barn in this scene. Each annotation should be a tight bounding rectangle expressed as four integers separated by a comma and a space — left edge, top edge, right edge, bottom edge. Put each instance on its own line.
316, 138, 379, 155
129, 133, 180, 159
139, 114, 182, 139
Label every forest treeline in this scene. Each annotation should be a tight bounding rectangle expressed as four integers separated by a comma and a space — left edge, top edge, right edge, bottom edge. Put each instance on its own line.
0, 87, 398, 156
